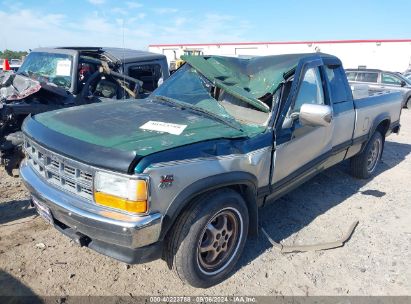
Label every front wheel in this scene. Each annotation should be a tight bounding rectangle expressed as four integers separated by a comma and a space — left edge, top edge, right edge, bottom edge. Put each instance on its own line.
406, 97, 411, 110
165, 189, 249, 288
349, 131, 383, 179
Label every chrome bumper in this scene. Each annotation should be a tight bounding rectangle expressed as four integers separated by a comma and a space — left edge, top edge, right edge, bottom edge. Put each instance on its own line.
20, 161, 162, 249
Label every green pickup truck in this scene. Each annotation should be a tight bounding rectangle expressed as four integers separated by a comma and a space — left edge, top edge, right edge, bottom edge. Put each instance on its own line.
20, 53, 402, 288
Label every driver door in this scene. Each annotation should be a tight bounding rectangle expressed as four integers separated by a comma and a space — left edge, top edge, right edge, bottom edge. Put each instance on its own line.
271, 66, 334, 187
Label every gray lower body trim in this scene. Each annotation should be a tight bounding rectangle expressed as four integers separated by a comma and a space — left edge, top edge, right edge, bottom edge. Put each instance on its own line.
266, 135, 369, 204
268, 151, 328, 202
20, 161, 162, 249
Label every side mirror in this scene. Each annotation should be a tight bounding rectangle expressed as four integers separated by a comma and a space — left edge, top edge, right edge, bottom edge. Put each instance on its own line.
281, 112, 299, 129
400, 80, 406, 87
299, 103, 332, 127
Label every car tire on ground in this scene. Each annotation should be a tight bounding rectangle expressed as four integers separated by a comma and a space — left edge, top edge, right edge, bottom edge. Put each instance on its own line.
165, 188, 249, 288
349, 131, 384, 179
407, 97, 411, 110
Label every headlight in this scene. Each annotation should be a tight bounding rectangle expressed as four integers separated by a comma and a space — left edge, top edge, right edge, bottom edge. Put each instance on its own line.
94, 171, 148, 214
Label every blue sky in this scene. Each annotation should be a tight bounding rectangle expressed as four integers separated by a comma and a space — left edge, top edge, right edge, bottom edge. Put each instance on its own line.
0, 0, 409, 51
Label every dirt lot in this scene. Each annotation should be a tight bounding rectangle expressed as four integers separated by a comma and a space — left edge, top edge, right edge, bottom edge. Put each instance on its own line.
1, 111, 410, 297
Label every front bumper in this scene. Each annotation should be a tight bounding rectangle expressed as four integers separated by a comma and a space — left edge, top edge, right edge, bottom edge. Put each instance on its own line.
20, 161, 163, 264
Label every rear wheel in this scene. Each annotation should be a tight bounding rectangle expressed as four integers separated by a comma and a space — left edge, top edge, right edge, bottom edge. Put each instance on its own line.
165, 189, 249, 288
349, 131, 383, 179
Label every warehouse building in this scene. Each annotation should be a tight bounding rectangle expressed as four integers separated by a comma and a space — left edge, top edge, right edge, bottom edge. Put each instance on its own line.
149, 39, 411, 73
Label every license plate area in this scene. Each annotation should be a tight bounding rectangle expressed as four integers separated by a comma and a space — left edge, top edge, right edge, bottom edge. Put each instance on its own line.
32, 197, 53, 225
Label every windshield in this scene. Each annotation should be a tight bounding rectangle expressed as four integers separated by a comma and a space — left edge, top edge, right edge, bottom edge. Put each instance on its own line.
151, 64, 270, 127
18, 52, 73, 89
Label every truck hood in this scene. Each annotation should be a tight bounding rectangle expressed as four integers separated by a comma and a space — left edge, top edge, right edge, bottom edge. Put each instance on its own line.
31, 98, 248, 160
23, 99, 254, 172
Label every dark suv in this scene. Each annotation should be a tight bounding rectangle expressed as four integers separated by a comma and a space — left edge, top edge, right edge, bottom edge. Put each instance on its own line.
346, 68, 411, 109
1, 47, 170, 175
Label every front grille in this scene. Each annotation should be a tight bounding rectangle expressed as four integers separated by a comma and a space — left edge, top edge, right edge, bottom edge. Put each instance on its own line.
24, 138, 94, 201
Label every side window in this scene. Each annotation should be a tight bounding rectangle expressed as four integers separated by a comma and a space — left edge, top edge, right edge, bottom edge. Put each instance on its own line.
128, 64, 163, 92
293, 67, 324, 113
356, 72, 378, 83
325, 66, 349, 104
346, 72, 356, 81
381, 73, 402, 85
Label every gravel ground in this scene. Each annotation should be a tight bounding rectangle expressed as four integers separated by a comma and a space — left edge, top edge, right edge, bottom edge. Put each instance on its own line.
0, 111, 410, 297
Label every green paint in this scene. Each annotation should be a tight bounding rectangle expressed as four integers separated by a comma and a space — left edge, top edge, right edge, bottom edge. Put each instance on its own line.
34, 100, 264, 156
33, 54, 299, 159
182, 55, 298, 112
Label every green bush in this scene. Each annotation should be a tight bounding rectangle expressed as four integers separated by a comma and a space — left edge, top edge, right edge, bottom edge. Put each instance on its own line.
0, 49, 28, 60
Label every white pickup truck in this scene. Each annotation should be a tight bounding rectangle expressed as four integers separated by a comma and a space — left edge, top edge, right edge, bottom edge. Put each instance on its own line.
21, 53, 402, 287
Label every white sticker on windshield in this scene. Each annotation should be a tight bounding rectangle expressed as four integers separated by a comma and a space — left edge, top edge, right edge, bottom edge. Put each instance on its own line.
56, 60, 71, 76
140, 121, 187, 135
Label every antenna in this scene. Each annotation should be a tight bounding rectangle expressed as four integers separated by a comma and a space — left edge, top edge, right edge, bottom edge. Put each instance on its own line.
122, 19, 126, 100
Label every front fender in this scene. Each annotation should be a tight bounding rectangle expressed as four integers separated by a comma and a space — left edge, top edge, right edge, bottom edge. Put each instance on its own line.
158, 171, 259, 240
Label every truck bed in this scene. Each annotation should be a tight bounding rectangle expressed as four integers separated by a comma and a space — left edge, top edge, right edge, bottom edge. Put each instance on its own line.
353, 90, 402, 140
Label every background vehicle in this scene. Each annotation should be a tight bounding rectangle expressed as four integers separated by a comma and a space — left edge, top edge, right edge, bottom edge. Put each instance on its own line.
346, 68, 411, 109
21, 53, 402, 288
10, 59, 22, 71
169, 49, 203, 71
10, 59, 22, 65
0, 47, 169, 175
0, 59, 22, 72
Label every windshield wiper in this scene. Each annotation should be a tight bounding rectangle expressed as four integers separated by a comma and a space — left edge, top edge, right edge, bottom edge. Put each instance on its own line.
152, 95, 243, 132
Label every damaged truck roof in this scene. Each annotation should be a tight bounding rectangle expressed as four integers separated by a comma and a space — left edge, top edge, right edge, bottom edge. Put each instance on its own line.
182, 53, 303, 113
55, 47, 167, 63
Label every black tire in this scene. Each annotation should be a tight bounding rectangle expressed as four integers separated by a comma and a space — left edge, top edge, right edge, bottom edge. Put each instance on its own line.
407, 97, 411, 110
165, 188, 249, 288
349, 131, 383, 179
